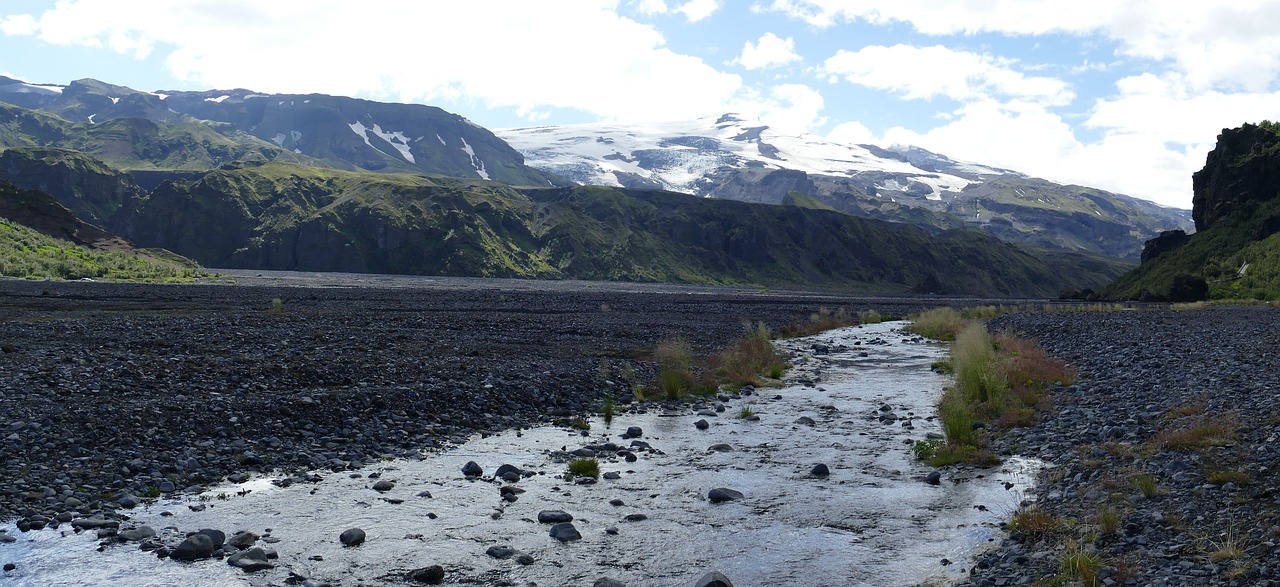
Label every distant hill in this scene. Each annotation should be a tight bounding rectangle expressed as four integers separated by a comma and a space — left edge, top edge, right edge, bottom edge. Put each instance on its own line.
1102, 122, 1280, 301
0, 148, 1128, 296
0, 178, 199, 281
498, 114, 1193, 261
0, 76, 564, 186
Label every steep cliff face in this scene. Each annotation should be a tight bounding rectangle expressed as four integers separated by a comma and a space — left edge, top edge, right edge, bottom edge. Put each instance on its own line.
1104, 122, 1280, 301
1191, 123, 1280, 231
0, 147, 146, 229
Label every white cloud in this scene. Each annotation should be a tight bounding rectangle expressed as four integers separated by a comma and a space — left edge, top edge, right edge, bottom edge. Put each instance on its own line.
821, 44, 1074, 105
0, 0, 744, 124
0, 13, 37, 35
736, 32, 800, 70
827, 120, 873, 144
766, 0, 1280, 93
675, 0, 721, 22
633, 0, 669, 15
877, 99, 1202, 208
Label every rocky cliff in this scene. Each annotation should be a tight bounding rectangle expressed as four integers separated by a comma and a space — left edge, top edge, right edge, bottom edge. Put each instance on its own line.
1103, 122, 1280, 301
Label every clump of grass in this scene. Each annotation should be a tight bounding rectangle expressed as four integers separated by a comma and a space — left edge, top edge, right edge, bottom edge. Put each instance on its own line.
1060, 541, 1103, 587
568, 417, 590, 431
959, 305, 1007, 319
905, 307, 964, 341
912, 438, 944, 461
601, 393, 615, 425
1096, 505, 1120, 536
1153, 413, 1239, 449
1207, 528, 1245, 562
566, 458, 599, 479
269, 297, 284, 313
952, 323, 1008, 411
775, 307, 858, 338
737, 406, 756, 419
1008, 506, 1065, 538
857, 309, 884, 324
930, 360, 953, 374
1131, 473, 1161, 498
713, 322, 788, 386
938, 391, 976, 447
655, 337, 694, 399
1206, 470, 1251, 486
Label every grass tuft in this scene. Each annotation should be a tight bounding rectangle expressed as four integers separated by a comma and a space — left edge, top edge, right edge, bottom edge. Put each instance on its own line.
904, 307, 964, 340
1060, 541, 1103, 587
567, 458, 599, 479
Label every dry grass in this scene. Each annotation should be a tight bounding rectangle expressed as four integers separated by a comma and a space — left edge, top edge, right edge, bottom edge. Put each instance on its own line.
1205, 469, 1251, 486
1153, 413, 1239, 450
712, 322, 788, 386
1131, 472, 1161, 498
1009, 506, 1066, 538
774, 307, 858, 338
905, 307, 965, 341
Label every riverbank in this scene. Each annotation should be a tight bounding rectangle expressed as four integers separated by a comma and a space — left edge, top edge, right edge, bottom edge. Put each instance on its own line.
963, 307, 1280, 586
0, 277, 953, 528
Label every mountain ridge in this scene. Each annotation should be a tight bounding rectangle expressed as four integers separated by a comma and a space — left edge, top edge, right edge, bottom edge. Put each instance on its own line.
497, 114, 1193, 261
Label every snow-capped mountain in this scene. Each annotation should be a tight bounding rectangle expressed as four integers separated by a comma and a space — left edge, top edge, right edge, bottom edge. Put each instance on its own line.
498, 113, 1011, 200
497, 114, 1192, 261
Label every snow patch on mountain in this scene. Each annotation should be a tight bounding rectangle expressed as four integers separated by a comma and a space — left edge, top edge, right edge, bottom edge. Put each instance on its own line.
348, 120, 415, 164
205, 95, 231, 103
459, 137, 489, 180
498, 114, 1009, 199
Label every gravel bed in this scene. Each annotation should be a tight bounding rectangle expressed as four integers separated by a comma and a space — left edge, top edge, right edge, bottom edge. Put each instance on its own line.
959, 308, 1280, 587
0, 278, 946, 532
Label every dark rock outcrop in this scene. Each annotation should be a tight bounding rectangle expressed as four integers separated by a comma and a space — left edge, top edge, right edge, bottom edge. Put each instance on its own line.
1192, 122, 1280, 231
1139, 229, 1191, 263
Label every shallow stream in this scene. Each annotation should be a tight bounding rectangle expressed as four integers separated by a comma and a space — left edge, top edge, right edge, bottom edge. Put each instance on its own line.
1, 321, 1041, 586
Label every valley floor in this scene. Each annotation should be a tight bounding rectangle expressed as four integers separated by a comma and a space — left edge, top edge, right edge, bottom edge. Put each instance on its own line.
965, 308, 1280, 587
0, 275, 943, 525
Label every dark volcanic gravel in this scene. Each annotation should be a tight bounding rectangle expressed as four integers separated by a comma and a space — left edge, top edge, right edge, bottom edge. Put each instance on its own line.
0, 276, 947, 529
962, 308, 1280, 587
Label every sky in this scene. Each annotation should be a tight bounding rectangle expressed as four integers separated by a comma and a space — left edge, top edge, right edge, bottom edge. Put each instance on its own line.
3, 1, 1280, 209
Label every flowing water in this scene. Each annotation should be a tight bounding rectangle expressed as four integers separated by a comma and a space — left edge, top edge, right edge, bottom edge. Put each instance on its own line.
0, 321, 1042, 586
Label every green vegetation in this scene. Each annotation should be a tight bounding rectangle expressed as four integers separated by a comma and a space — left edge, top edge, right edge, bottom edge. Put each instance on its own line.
737, 406, 756, 419
566, 458, 599, 479
655, 337, 695, 399
904, 307, 964, 340
0, 217, 200, 281
1059, 542, 1103, 587
775, 307, 859, 338
1131, 473, 1160, 498
712, 323, 789, 387
915, 316, 1072, 467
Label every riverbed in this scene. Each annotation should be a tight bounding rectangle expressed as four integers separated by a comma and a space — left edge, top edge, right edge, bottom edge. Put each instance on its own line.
1, 321, 1040, 586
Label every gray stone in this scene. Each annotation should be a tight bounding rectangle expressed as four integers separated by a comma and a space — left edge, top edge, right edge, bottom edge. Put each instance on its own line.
707, 443, 734, 452
624, 426, 643, 439
227, 547, 274, 572
538, 510, 574, 524
227, 530, 259, 549
170, 534, 216, 561
708, 488, 744, 503
339, 527, 365, 546
694, 419, 710, 430
925, 471, 941, 485
372, 479, 395, 492
461, 461, 483, 477
794, 416, 816, 427
695, 571, 734, 587
549, 522, 582, 542
594, 578, 627, 587
118, 526, 156, 542
195, 528, 225, 549
407, 565, 445, 584
486, 545, 517, 559
811, 463, 830, 477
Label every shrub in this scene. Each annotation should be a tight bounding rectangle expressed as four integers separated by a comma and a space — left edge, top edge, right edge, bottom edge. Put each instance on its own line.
737, 406, 755, 419
775, 307, 858, 338
952, 323, 1008, 410
714, 322, 786, 386
1154, 413, 1239, 450
567, 458, 599, 479
905, 307, 964, 340
912, 438, 944, 461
